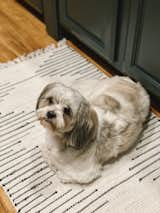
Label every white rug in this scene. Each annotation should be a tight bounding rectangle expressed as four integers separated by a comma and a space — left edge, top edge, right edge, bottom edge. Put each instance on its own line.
0, 39, 160, 213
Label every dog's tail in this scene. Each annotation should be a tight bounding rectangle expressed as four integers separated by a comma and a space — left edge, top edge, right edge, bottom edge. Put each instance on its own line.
118, 76, 150, 122
136, 82, 150, 123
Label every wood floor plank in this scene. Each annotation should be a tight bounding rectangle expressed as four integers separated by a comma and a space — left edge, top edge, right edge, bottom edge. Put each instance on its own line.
0, 187, 16, 213
0, 0, 55, 62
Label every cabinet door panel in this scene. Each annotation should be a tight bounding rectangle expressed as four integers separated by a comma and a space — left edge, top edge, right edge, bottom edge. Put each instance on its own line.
125, 0, 160, 99
136, 0, 160, 81
66, 0, 112, 43
59, 0, 119, 62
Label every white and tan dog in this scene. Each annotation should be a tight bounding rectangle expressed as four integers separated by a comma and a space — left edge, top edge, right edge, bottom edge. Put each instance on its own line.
36, 76, 150, 184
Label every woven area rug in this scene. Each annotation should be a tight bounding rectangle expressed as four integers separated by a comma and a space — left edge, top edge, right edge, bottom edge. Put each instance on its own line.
0, 39, 160, 213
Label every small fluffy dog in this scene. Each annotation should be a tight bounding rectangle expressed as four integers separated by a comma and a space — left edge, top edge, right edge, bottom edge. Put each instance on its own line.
36, 76, 150, 184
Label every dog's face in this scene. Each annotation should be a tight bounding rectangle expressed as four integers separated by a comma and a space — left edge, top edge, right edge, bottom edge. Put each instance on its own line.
36, 83, 83, 132
36, 82, 98, 148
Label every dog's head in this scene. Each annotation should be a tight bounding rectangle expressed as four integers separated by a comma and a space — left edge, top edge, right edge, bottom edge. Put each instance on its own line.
36, 82, 98, 149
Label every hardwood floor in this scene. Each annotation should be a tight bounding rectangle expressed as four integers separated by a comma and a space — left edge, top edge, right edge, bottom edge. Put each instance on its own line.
0, 0, 55, 63
0, 187, 16, 213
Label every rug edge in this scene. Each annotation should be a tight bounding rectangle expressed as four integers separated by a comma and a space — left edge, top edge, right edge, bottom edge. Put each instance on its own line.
0, 38, 68, 69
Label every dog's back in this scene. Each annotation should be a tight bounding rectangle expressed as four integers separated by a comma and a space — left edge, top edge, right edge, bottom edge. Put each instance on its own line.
92, 76, 150, 120
92, 76, 150, 162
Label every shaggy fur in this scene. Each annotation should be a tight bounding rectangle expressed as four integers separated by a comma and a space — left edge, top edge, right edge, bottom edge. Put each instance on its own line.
36, 76, 150, 184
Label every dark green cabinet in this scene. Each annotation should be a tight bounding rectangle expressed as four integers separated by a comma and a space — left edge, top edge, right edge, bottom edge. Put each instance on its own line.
124, 0, 160, 100
59, 0, 119, 63
21, 0, 160, 101
58, 0, 130, 70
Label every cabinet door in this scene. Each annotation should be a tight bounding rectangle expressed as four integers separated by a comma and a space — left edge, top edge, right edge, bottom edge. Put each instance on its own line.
59, 0, 119, 63
124, 0, 160, 99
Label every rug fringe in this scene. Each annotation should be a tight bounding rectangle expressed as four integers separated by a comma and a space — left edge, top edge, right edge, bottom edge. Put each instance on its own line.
0, 43, 56, 69
0, 39, 69, 69
57, 38, 67, 47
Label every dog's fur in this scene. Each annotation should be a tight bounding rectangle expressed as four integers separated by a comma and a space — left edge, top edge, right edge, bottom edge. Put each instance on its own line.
36, 76, 150, 184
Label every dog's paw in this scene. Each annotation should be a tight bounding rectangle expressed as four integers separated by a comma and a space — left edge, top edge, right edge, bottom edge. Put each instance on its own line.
57, 171, 73, 184
76, 173, 101, 184
60, 178, 73, 184
60, 170, 101, 184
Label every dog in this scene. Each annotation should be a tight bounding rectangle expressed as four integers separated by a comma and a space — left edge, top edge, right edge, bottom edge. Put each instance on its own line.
36, 76, 150, 184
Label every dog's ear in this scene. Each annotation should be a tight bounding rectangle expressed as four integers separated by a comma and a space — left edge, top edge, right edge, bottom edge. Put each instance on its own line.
68, 102, 98, 149
36, 92, 43, 110
36, 83, 54, 110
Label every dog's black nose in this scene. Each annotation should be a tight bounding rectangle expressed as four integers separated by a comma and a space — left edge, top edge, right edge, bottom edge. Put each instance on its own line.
46, 111, 56, 119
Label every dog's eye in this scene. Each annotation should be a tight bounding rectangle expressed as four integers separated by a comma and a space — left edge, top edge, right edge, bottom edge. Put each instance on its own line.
47, 97, 53, 104
63, 106, 71, 116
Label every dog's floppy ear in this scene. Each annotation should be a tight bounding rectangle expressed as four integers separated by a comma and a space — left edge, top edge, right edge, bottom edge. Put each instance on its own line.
36, 83, 54, 110
36, 92, 43, 110
68, 102, 98, 149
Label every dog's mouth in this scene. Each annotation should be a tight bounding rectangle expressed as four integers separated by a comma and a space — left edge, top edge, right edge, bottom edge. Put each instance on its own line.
38, 116, 52, 125
38, 116, 51, 122
38, 117, 57, 132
